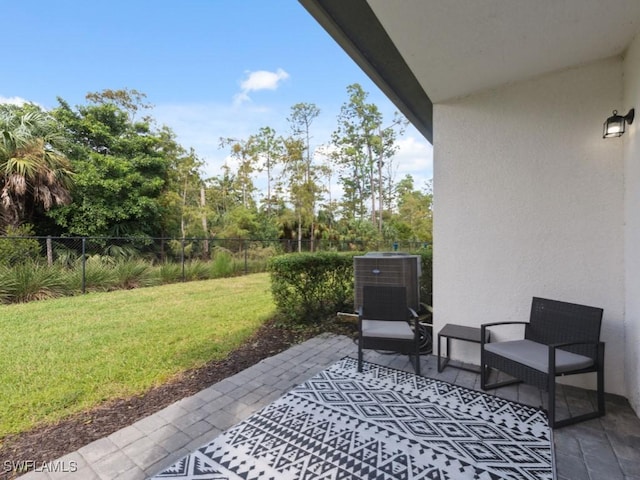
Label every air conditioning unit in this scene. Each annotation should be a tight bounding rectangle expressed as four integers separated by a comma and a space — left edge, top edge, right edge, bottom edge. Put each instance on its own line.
354, 252, 421, 312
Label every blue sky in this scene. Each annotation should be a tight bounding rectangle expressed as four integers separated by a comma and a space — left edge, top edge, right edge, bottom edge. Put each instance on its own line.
1, 0, 432, 190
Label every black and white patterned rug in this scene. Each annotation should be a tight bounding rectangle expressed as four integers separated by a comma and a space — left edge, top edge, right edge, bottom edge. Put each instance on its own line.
150, 357, 554, 479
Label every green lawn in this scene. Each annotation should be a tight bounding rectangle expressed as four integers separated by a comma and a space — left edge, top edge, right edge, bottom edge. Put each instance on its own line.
0, 273, 275, 439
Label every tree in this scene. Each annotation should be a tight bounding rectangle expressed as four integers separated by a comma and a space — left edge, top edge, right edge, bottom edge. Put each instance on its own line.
373, 113, 408, 232
0, 104, 73, 231
48, 90, 177, 238
287, 103, 321, 251
331, 84, 382, 223
218, 137, 257, 209
85, 88, 152, 123
206, 164, 243, 222
172, 148, 208, 245
315, 146, 338, 245
280, 137, 306, 251
166, 148, 216, 258
249, 126, 284, 215
288, 103, 320, 167
331, 84, 407, 237
389, 175, 433, 244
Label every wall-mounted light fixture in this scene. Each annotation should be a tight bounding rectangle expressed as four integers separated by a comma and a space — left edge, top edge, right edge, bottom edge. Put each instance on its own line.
603, 109, 634, 138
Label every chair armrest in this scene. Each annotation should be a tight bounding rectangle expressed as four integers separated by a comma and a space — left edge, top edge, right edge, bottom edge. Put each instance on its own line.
548, 340, 605, 365
481, 321, 528, 345
407, 307, 420, 328
547, 341, 605, 375
481, 321, 529, 328
548, 340, 603, 349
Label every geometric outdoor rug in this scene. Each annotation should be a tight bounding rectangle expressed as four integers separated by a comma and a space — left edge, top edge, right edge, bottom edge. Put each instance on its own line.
150, 357, 555, 480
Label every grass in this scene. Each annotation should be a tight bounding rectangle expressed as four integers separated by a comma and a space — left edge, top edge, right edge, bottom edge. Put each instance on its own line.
0, 272, 275, 440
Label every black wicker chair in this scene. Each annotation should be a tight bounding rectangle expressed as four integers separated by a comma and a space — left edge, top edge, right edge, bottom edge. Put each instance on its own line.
357, 285, 421, 374
480, 297, 605, 428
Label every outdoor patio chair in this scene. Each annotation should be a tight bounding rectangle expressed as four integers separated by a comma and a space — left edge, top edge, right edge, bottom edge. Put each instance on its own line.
480, 297, 605, 428
357, 285, 421, 374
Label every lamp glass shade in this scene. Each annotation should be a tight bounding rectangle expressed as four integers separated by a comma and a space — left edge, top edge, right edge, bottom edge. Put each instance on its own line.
603, 113, 625, 138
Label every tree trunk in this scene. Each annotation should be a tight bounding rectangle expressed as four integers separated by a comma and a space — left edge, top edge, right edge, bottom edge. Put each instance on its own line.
310, 221, 315, 252
378, 152, 384, 233
367, 143, 376, 224
297, 210, 302, 253
200, 187, 209, 259
181, 179, 187, 239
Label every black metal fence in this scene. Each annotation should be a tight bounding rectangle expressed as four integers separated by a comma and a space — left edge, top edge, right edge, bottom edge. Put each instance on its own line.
0, 235, 431, 295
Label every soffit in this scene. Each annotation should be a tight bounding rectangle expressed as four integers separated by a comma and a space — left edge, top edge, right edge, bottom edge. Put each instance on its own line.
367, 0, 640, 103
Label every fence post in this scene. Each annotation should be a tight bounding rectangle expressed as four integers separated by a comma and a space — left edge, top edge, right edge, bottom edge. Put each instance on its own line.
81, 237, 86, 294
46, 236, 53, 266
181, 238, 186, 282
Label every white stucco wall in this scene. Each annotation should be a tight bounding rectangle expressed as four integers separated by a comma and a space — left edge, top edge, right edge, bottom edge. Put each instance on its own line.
433, 58, 626, 395
623, 35, 640, 414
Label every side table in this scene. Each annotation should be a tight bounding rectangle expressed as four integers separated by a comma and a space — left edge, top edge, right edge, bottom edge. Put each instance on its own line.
437, 323, 489, 373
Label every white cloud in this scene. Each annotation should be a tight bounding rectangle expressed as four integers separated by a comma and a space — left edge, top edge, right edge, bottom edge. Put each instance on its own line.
395, 136, 433, 172
152, 101, 287, 178
241, 68, 289, 91
233, 68, 290, 105
233, 91, 251, 105
393, 134, 433, 189
0, 95, 32, 106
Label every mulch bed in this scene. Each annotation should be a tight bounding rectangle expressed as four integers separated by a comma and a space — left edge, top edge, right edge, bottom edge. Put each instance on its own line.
0, 319, 336, 479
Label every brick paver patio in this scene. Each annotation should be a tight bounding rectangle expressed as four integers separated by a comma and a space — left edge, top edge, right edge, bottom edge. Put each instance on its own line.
17, 333, 640, 480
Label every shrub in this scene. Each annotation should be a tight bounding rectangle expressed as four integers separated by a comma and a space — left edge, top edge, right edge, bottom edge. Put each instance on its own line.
112, 260, 156, 289
0, 225, 41, 266
184, 259, 212, 281
103, 243, 142, 261
268, 252, 358, 323
53, 243, 79, 268
211, 249, 235, 277
3, 262, 69, 302
156, 262, 183, 284
240, 244, 277, 274
0, 266, 16, 303
70, 256, 118, 292
416, 249, 433, 306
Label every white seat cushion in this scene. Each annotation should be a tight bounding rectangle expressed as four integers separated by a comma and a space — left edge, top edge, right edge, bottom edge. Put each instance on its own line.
484, 339, 594, 374
362, 320, 414, 340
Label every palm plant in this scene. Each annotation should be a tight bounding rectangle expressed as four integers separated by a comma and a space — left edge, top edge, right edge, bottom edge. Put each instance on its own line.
0, 105, 73, 229
2, 261, 69, 302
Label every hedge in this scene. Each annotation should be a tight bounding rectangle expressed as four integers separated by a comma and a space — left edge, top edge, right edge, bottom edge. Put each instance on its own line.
268, 252, 359, 323
268, 249, 433, 323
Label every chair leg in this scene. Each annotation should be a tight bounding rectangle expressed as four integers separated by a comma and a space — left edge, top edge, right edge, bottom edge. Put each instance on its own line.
413, 336, 421, 375
597, 345, 606, 417
358, 343, 363, 373
480, 355, 522, 390
480, 348, 487, 389
597, 367, 605, 418
548, 374, 556, 428
550, 372, 605, 428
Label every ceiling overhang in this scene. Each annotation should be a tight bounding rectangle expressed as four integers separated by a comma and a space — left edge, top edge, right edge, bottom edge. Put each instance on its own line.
299, 0, 433, 143
300, 0, 640, 145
